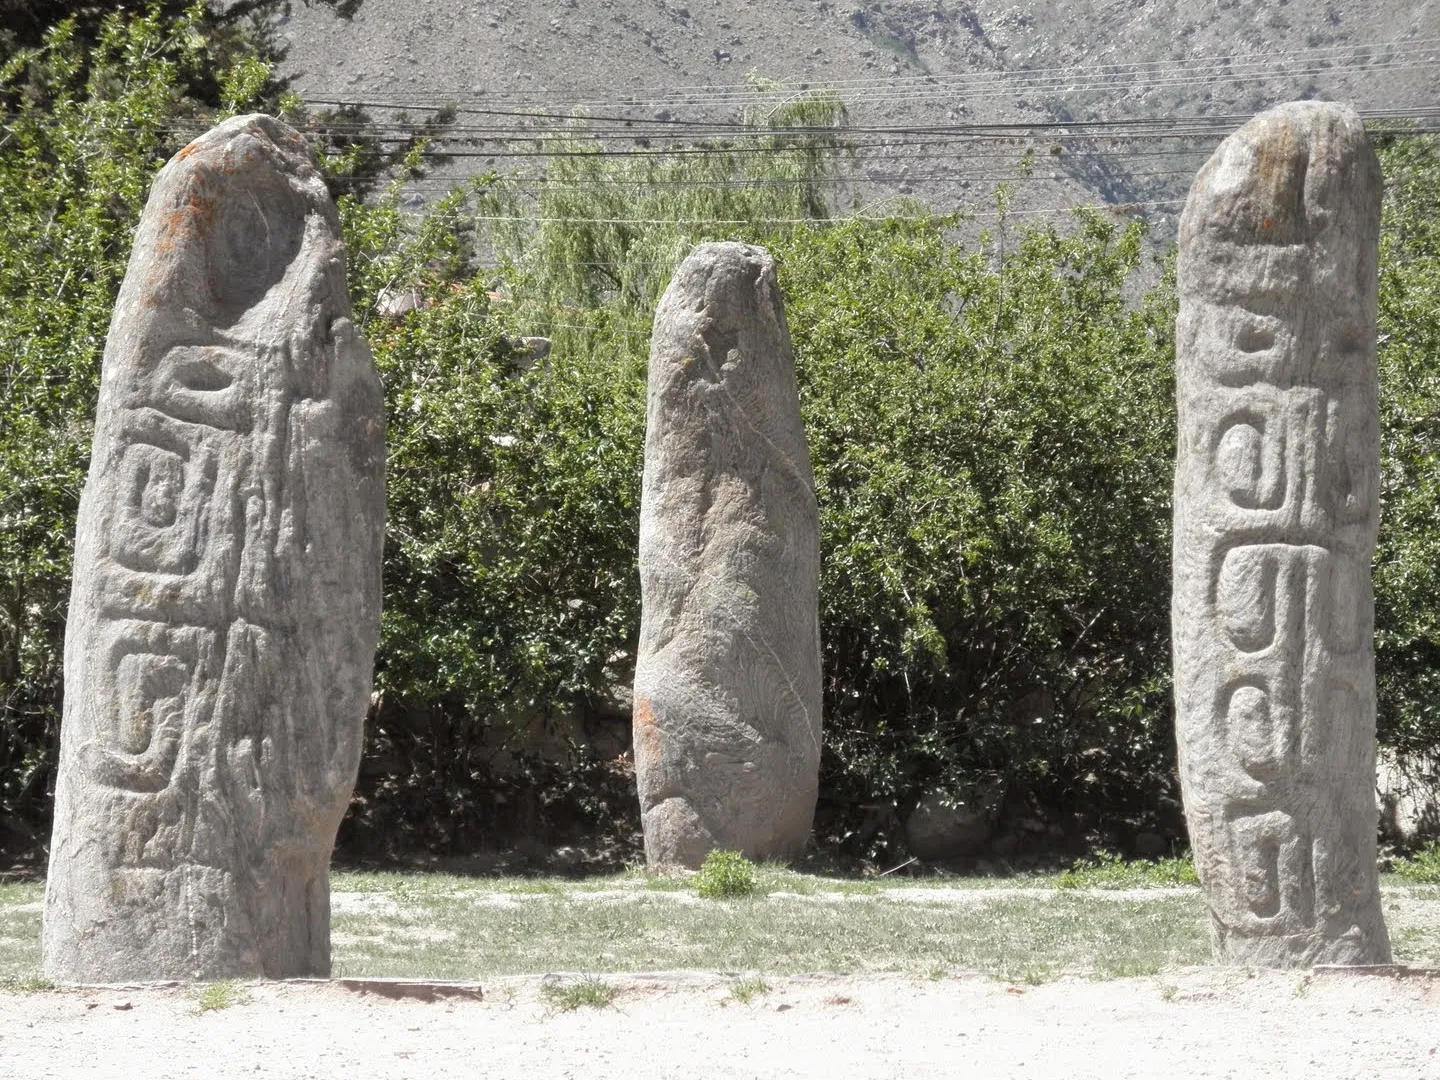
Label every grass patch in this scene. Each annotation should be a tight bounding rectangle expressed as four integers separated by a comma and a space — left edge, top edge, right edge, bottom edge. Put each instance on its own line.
1, 868, 1437, 983
541, 976, 616, 1012
0, 880, 42, 979
326, 883, 1209, 982
0, 973, 54, 993
727, 976, 769, 1003
1391, 842, 1440, 884
1055, 852, 1199, 890
694, 850, 760, 899
195, 980, 248, 1014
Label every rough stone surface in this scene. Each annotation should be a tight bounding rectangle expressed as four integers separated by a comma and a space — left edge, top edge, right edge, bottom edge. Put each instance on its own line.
43, 115, 385, 982
633, 243, 821, 868
1173, 101, 1390, 966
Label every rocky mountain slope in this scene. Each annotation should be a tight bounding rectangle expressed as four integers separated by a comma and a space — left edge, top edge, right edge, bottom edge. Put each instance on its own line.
276, 0, 1438, 222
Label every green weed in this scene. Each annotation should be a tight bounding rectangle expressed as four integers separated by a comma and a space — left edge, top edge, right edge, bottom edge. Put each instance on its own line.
1391, 842, 1440, 884
0, 974, 54, 993
541, 976, 617, 1012
694, 850, 760, 899
195, 980, 248, 1014
728, 976, 770, 1003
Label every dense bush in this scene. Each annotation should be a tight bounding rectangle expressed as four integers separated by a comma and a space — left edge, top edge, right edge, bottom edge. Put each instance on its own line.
1374, 131, 1440, 758
350, 164, 1181, 856
3, 5, 1439, 863
0, 2, 445, 852
693, 850, 761, 899
783, 213, 1177, 852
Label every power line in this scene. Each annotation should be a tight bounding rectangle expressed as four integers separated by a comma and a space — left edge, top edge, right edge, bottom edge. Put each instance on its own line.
386, 168, 1198, 191
298, 95, 1440, 140
467, 200, 1185, 227
307, 37, 1440, 109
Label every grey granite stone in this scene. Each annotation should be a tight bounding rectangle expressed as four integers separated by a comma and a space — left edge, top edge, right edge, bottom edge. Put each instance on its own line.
43, 114, 385, 981
634, 242, 821, 868
1173, 101, 1390, 966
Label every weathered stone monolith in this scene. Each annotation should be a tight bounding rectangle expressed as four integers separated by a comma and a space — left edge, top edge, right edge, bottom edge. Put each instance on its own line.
43, 114, 385, 982
1173, 101, 1391, 966
633, 242, 821, 868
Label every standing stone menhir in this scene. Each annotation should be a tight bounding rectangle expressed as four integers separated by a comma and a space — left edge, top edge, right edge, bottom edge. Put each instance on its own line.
633, 242, 822, 868
43, 114, 385, 982
1172, 101, 1391, 966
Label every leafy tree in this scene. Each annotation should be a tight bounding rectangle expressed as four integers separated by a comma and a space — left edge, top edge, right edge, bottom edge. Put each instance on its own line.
0, 0, 359, 57
779, 209, 1178, 853
345, 101, 1184, 852
337, 94, 854, 851
0, 1, 421, 852
1374, 132, 1440, 757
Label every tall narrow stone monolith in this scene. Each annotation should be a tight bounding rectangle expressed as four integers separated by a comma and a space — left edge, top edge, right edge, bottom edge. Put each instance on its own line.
1173, 101, 1391, 966
633, 242, 821, 868
43, 114, 385, 981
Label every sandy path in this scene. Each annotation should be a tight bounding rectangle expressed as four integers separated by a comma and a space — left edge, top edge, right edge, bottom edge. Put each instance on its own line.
3, 967, 1439, 1079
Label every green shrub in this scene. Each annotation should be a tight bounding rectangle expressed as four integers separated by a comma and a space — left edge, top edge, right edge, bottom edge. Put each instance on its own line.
694, 850, 761, 899
4, 0, 1440, 868
1374, 132, 1440, 758
0, 3, 282, 841
1390, 842, 1440, 885
782, 210, 1177, 853
727, 976, 770, 1003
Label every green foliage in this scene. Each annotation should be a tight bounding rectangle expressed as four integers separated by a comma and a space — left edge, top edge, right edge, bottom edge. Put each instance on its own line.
694, 850, 761, 899
0, 1, 362, 68
1374, 132, 1440, 757
335, 94, 854, 852
782, 209, 1177, 847
0, 974, 54, 993
1055, 851, 1199, 890
0, 4, 447, 849
1390, 841, 1440, 885
540, 976, 616, 1012
4, 0, 1440, 868
728, 976, 770, 1003
195, 980, 248, 1013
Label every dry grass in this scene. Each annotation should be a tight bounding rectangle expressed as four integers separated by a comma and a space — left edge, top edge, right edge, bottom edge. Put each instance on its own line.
2, 871, 1438, 986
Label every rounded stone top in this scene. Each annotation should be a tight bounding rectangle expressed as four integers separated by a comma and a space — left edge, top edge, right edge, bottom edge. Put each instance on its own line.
1180, 100, 1379, 250
118, 113, 342, 336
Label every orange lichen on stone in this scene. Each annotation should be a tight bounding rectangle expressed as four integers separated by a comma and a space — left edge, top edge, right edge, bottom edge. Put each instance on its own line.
158, 182, 216, 247
632, 696, 664, 765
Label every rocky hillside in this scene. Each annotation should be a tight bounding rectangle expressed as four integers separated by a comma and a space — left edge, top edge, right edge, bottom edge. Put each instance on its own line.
276, 0, 1438, 221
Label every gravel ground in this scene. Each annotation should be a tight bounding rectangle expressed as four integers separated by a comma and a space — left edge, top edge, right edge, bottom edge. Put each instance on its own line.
3, 966, 1439, 1079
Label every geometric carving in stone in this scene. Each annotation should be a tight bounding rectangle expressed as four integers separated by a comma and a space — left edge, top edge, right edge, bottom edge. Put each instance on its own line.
1173, 101, 1391, 966
43, 114, 385, 981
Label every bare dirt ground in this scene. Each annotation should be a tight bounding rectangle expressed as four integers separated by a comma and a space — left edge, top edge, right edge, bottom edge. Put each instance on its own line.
3, 966, 1440, 1079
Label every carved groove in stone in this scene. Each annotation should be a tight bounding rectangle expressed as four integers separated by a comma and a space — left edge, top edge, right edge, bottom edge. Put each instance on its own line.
43, 114, 385, 982
1173, 101, 1390, 966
